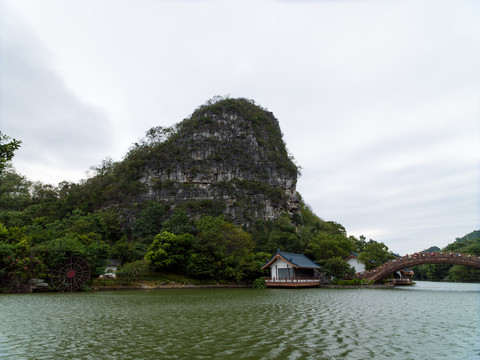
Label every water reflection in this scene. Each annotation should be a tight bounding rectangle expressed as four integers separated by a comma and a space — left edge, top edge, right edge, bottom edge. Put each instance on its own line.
0, 282, 479, 359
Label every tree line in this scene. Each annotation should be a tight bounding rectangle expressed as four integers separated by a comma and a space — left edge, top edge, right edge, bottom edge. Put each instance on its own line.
412, 230, 480, 282
0, 129, 400, 291
0, 165, 400, 291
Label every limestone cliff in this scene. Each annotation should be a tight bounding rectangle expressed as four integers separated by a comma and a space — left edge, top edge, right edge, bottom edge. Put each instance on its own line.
125, 97, 300, 228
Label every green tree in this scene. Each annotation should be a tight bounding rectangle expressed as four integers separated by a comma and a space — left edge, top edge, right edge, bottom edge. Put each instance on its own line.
188, 216, 255, 281
0, 170, 32, 212
316, 221, 347, 237
425, 263, 451, 281
0, 224, 47, 290
161, 208, 192, 235
266, 214, 301, 252
144, 231, 193, 271
237, 251, 271, 280
45, 235, 87, 266
111, 235, 147, 264
251, 219, 274, 252
193, 216, 254, 259
323, 257, 355, 279
192, 216, 226, 259
415, 230, 480, 283
116, 259, 148, 282
352, 235, 367, 253
305, 233, 354, 262
0, 132, 21, 172
0, 241, 16, 283
85, 240, 111, 277
44, 234, 110, 277
446, 265, 480, 282
358, 240, 395, 270
132, 202, 168, 240
187, 253, 219, 279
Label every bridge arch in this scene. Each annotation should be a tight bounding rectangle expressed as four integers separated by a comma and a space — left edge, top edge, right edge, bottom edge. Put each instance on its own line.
354, 252, 480, 283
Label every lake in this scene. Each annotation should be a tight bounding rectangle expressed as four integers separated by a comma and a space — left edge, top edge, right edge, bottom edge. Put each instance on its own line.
1, 281, 479, 359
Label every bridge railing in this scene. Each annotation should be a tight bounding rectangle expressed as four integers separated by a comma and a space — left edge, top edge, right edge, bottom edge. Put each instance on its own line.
355, 252, 480, 280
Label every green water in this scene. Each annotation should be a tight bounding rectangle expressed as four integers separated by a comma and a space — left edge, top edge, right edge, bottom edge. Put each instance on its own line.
1, 281, 479, 360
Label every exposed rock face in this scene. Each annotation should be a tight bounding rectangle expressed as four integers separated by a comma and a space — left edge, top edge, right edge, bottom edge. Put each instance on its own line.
132, 98, 300, 228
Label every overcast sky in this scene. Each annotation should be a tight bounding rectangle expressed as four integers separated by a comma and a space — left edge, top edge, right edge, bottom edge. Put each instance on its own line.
1, 0, 479, 255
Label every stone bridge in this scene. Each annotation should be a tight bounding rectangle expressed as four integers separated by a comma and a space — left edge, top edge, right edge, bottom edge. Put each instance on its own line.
354, 252, 480, 283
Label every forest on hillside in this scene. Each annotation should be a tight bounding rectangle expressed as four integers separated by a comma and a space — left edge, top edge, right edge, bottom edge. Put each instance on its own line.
413, 230, 480, 282
0, 122, 396, 292
0, 163, 398, 291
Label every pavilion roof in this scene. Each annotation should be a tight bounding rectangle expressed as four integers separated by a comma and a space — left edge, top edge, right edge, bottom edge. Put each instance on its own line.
261, 250, 321, 270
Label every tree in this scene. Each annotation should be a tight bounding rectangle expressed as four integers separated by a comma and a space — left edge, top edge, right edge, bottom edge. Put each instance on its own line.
323, 257, 355, 279
305, 233, 354, 262
145, 231, 193, 271
0, 132, 21, 172
358, 240, 395, 270
44, 233, 110, 277
424, 263, 451, 281
111, 235, 147, 264
187, 253, 219, 279
0, 241, 16, 283
352, 235, 367, 252
132, 202, 168, 240
237, 251, 271, 280
161, 208, 192, 235
192, 216, 226, 259
316, 221, 347, 237
0, 223, 47, 290
447, 265, 480, 282
265, 214, 301, 253
0, 169, 32, 213
187, 216, 256, 281
116, 260, 148, 282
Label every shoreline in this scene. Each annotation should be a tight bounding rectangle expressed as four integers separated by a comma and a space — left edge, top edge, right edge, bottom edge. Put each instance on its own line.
91, 283, 253, 291
92, 283, 396, 291
6, 282, 399, 294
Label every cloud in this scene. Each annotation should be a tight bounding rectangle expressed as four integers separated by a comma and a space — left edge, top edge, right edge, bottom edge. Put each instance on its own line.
1, 0, 479, 254
0, 3, 113, 184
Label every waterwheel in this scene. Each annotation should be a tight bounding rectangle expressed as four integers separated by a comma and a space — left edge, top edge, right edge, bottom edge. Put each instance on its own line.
50, 257, 91, 292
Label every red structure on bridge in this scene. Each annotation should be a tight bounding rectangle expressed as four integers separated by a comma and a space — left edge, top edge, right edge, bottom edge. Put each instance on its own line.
354, 252, 480, 283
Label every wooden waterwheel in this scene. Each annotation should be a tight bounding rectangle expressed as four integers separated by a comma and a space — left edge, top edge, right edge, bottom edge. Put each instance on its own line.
50, 257, 91, 292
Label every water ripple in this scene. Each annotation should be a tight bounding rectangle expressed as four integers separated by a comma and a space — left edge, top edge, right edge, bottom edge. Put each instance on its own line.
1, 282, 479, 359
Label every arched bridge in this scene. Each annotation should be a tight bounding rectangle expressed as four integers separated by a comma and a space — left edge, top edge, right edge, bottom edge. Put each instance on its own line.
354, 252, 480, 283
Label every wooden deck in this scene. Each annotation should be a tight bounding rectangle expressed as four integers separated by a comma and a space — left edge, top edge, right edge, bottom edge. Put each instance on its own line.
265, 278, 322, 288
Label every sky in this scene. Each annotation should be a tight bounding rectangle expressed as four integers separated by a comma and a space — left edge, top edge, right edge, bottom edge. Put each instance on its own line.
1, 0, 479, 255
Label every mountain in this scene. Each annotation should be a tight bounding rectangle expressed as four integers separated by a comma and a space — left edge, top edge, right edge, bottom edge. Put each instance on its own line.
454, 230, 480, 244
108, 97, 301, 228
422, 246, 441, 253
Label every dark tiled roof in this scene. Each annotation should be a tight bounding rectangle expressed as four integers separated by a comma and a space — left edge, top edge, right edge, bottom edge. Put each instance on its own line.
344, 251, 359, 260
262, 250, 321, 269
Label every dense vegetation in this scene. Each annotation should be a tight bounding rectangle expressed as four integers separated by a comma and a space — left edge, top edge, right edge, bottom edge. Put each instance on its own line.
0, 131, 21, 172
0, 162, 401, 291
0, 98, 436, 291
413, 230, 480, 282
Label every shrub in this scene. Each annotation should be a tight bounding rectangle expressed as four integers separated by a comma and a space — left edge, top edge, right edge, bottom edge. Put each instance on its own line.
116, 260, 148, 282
253, 277, 266, 289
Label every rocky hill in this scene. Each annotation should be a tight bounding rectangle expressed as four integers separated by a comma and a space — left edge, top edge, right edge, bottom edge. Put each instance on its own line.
120, 97, 300, 228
